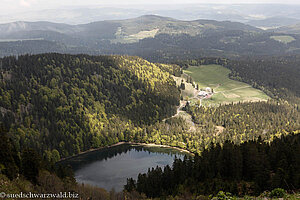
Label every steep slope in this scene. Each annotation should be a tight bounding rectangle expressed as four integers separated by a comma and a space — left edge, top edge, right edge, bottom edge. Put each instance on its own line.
0, 53, 180, 159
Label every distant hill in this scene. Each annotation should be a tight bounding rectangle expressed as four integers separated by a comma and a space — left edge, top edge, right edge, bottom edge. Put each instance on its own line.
246, 17, 300, 29
273, 23, 300, 34
0, 15, 261, 44
1, 15, 300, 61
0, 21, 76, 35
3, 4, 300, 25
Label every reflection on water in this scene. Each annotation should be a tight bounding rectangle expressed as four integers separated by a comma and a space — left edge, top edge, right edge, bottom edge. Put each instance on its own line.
60, 144, 187, 192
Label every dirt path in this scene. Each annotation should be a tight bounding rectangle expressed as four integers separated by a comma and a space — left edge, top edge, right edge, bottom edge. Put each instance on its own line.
214, 84, 221, 91
164, 75, 202, 131
215, 126, 225, 136
163, 100, 187, 122
162, 99, 198, 132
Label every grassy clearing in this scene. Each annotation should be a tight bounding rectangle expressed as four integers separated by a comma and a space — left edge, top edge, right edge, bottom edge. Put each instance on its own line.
173, 75, 196, 98
270, 35, 296, 44
183, 65, 269, 106
112, 28, 159, 44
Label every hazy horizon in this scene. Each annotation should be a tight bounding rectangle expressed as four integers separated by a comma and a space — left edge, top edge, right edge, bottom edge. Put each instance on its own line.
2, 2, 300, 25
1, 1, 300, 14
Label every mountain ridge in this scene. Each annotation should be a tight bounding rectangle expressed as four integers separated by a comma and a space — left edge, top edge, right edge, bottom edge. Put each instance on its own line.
1, 15, 300, 60
0, 14, 261, 39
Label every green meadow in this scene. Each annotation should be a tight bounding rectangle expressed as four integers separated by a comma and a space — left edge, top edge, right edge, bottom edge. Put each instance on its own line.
183, 65, 269, 106
270, 35, 296, 44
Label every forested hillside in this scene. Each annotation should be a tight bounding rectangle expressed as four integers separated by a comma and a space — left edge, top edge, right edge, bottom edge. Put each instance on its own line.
0, 54, 180, 160
227, 56, 300, 104
0, 127, 127, 199
1, 54, 299, 160
187, 101, 299, 145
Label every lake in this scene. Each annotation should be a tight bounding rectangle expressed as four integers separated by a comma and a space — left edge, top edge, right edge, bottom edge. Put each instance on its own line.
60, 143, 188, 192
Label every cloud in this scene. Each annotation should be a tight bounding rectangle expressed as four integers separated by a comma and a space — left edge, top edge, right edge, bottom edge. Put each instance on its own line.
19, 0, 37, 7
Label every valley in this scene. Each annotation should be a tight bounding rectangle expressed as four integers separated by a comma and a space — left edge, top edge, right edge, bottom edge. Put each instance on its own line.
0, 3, 300, 199
0, 52, 299, 200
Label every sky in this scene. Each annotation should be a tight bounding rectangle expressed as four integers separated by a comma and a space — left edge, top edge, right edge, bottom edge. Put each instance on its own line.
1, 0, 300, 15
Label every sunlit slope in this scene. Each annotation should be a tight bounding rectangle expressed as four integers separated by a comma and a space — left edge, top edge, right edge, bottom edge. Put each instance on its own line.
184, 65, 269, 106
0, 54, 180, 158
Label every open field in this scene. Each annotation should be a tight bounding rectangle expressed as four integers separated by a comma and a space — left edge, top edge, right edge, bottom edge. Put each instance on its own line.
270, 35, 295, 44
112, 27, 159, 43
183, 65, 270, 106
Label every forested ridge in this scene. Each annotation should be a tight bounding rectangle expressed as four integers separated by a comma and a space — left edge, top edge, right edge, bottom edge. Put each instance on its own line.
0, 53, 180, 160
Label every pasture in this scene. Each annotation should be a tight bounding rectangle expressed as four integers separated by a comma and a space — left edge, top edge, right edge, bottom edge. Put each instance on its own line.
270, 35, 295, 44
183, 65, 269, 106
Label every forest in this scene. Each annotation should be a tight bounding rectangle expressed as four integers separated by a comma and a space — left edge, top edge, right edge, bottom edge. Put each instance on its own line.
227, 56, 300, 104
0, 53, 180, 160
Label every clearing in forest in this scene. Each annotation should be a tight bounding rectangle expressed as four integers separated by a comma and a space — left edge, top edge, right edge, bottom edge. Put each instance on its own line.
183, 65, 270, 106
270, 35, 295, 44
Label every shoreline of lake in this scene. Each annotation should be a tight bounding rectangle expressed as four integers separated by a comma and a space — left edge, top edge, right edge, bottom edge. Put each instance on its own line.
58, 141, 194, 163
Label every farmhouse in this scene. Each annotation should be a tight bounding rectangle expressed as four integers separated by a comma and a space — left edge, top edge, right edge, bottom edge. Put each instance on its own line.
198, 91, 208, 97
206, 87, 212, 93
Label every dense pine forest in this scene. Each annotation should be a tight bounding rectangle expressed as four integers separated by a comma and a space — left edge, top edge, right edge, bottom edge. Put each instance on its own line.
227, 56, 300, 104
186, 101, 299, 150
0, 53, 180, 160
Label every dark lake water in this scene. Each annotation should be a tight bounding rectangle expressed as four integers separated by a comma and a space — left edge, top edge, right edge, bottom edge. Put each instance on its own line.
60, 144, 188, 192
